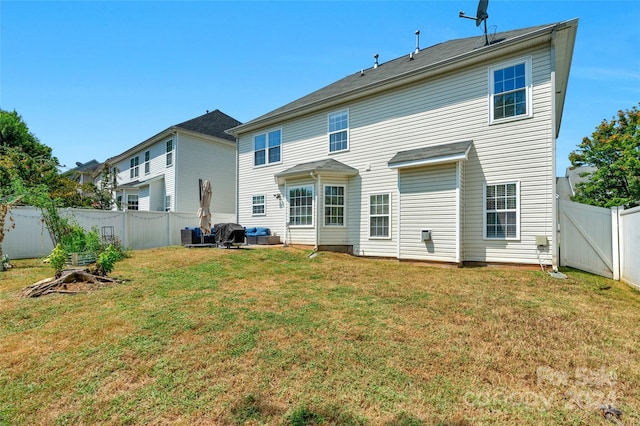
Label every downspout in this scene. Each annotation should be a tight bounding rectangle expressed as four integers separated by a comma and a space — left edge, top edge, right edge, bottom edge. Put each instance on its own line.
235, 136, 239, 224
455, 161, 461, 264
172, 130, 178, 213
310, 171, 319, 251
550, 28, 559, 272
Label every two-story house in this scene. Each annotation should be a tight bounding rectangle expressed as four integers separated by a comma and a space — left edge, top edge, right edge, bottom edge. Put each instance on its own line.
105, 109, 241, 213
228, 20, 578, 268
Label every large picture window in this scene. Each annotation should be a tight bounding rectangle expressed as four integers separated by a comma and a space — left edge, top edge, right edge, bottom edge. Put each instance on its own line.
328, 110, 349, 152
254, 129, 281, 166
369, 193, 390, 238
489, 57, 531, 122
289, 185, 313, 226
484, 182, 519, 239
324, 185, 345, 226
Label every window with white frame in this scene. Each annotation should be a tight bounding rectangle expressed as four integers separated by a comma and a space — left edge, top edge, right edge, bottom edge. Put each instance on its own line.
254, 129, 281, 166
328, 110, 349, 152
489, 58, 531, 122
144, 150, 150, 174
289, 185, 313, 226
165, 195, 171, 212
324, 185, 345, 226
130, 156, 139, 179
166, 140, 173, 167
252, 195, 266, 216
127, 194, 139, 211
369, 193, 390, 238
484, 182, 519, 239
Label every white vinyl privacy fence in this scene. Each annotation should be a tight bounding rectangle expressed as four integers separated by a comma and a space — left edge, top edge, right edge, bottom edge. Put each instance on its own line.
560, 200, 640, 290
2, 206, 235, 260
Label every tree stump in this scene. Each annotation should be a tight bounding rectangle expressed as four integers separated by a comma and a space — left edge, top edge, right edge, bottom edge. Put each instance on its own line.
22, 268, 122, 298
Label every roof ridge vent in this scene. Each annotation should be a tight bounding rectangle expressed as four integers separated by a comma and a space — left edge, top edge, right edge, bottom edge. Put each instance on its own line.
373, 53, 379, 69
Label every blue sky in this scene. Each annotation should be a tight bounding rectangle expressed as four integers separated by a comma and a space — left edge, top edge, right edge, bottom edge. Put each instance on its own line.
1, 1, 638, 176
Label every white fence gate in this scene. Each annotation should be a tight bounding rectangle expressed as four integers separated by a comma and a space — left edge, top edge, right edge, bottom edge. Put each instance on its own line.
560, 199, 639, 290
2, 206, 236, 260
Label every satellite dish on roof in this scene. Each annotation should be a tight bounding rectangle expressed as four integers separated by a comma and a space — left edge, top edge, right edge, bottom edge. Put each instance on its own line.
459, 0, 490, 46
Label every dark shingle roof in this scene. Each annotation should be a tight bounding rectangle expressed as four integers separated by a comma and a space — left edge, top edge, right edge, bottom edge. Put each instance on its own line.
230, 22, 566, 134
176, 109, 242, 142
275, 158, 359, 179
388, 141, 473, 168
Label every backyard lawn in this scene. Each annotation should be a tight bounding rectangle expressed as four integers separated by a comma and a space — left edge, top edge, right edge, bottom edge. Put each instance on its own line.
0, 246, 638, 425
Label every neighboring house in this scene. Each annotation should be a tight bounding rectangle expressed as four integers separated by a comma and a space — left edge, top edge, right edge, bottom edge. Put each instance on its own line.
556, 166, 597, 201
228, 19, 578, 268
64, 159, 101, 185
103, 109, 241, 213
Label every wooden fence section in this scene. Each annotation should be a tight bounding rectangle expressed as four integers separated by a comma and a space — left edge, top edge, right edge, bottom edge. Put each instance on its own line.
2, 206, 235, 259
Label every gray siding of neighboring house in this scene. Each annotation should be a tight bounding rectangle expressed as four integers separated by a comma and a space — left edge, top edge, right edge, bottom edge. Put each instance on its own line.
174, 131, 236, 215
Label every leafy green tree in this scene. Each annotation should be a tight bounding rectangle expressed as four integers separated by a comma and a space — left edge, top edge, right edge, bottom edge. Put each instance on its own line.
569, 104, 640, 208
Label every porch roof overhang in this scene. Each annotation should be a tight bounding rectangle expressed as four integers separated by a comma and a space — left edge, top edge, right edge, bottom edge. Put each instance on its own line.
274, 158, 359, 185
118, 175, 165, 190
388, 140, 473, 170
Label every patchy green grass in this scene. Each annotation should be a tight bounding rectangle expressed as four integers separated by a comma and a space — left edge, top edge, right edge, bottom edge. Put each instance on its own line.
1, 246, 639, 425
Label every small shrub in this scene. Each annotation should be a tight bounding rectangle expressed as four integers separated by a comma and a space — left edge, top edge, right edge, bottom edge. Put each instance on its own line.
95, 244, 122, 276
49, 244, 67, 274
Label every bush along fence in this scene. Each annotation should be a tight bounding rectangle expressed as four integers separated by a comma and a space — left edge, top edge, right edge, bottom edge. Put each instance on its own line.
2, 206, 235, 259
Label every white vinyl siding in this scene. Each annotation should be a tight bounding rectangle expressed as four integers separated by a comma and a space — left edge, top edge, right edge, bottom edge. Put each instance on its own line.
236, 46, 554, 264
398, 164, 458, 262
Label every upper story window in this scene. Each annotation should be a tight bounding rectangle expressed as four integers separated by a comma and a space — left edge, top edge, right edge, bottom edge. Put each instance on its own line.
144, 150, 150, 174
328, 110, 349, 153
484, 182, 519, 240
252, 195, 266, 216
166, 140, 173, 167
254, 129, 281, 166
324, 185, 345, 226
289, 185, 313, 226
489, 57, 532, 123
130, 156, 139, 179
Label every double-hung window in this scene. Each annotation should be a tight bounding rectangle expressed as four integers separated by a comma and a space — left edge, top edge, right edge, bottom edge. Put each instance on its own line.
254, 130, 281, 166
289, 185, 313, 226
165, 195, 171, 212
127, 194, 139, 211
484, 182, 519, 239
489, 57, 532, 122
369, 193, 390, 238
324, 185, 345, 226
328, 110, 349, 153
144, 150, 150, 175
252, 195, 266, 216
130, 156, 139, 179
166, 140, 173, 167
